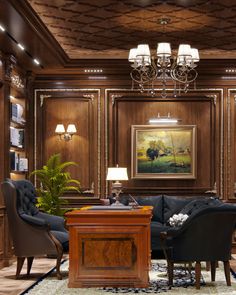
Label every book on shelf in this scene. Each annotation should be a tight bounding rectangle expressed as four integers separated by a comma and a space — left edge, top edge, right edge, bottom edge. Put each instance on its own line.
10, 103, 25, 124
19, 158, 28, 171
10, 127, 24, 148
10, 151, 19, 171
10, 151, 28, 172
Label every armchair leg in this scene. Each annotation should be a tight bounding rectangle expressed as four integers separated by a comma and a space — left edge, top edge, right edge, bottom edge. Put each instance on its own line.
27, 257, 34, 275
195, 261, 201, 289
50, 233, 63, 280
167, 260, 174, 286
56, 245, 63, 280
16, 257, 25, 279
210, 261, 216, 281
223, 261, 231, 286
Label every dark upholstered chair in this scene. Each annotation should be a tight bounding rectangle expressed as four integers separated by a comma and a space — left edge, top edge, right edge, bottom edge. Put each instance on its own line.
161, 204, 236, 289
1, 179, 69, 279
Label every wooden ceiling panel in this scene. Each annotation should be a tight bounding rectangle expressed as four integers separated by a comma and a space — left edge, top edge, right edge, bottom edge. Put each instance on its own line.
23, 0, 236, 59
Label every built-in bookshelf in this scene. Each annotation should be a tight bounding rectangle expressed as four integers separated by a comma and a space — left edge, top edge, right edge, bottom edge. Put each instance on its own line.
9, 68, 28, 180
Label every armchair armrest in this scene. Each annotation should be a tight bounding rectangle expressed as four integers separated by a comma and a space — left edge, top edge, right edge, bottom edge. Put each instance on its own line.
36, 212, 67, 232
20, 213, 49, 228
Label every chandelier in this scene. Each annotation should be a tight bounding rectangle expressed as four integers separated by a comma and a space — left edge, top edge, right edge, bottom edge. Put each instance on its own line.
128, 19, 200, 98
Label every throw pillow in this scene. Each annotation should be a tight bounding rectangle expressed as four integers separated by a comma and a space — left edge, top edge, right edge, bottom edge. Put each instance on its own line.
136, 196, 163, 223
168, 213, 189, 227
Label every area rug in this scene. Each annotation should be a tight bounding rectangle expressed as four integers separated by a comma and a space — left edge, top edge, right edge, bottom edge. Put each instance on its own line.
22, 260, 236, 295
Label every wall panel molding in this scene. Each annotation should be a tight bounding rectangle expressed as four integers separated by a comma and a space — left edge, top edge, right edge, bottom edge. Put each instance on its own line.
227, 89, 236, 200
105, 88, 224, 197
34, 88, 101, 197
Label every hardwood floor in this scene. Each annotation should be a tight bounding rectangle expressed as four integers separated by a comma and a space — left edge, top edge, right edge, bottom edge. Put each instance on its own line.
0, 255, 67, 295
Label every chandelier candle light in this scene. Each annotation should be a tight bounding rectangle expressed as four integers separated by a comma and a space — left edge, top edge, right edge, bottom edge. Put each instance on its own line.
128, 18, 200, 97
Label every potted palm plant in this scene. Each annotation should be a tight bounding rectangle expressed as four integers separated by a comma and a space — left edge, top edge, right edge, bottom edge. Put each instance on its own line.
31, 153, 80, 216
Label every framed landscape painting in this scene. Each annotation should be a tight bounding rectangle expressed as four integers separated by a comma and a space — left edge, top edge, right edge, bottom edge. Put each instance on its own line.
131, 125, 197, 179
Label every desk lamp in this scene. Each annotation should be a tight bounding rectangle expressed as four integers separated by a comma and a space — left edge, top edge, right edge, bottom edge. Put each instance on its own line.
106, 165, 128, 206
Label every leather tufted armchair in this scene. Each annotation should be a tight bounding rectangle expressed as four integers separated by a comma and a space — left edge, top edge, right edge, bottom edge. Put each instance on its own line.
161, 204, 236, 289
1, 179, 69, 279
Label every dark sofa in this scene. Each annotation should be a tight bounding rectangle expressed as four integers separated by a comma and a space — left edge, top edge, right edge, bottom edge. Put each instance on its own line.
110, 194, 222, 258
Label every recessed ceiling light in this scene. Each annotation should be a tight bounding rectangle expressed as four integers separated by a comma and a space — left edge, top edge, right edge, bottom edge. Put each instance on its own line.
0, 24, 5, 31
84, 69, 103, 73
17, 43, 25, 51
225, 69, 236, 73
33, 59, 40, 65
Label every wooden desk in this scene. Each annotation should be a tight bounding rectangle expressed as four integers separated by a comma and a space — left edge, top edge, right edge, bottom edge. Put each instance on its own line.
65, 206, 152, 288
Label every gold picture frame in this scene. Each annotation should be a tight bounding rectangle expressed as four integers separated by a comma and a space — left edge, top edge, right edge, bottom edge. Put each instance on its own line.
131, 125, 197, 179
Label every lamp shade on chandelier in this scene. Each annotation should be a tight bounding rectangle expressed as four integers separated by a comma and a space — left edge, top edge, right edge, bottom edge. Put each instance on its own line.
128, 37, 200, 97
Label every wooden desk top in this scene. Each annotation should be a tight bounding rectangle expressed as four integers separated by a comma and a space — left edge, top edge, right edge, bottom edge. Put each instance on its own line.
65, 206, 153, 217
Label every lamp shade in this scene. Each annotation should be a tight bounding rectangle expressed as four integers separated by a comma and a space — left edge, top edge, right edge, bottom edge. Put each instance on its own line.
136, 44, 150, 57
55, 124, 65, 134
128, 48, 137, 62
66, 124, 77, 134
106, 167, 128, 181
190, 48, 200, 62
157, 42, 171, 57
177, 44, 192, 57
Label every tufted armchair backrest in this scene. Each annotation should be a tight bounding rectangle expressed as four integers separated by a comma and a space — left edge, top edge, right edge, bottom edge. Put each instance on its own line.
12, 180, 39, 216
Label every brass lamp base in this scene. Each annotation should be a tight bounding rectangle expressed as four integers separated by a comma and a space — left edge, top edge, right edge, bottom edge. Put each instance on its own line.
111, 181, 125, 206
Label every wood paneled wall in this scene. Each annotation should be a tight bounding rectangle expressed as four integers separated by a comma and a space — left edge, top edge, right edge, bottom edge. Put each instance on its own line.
31, 82, 233, 201
106, 91, 220, 196
34, 89, 100, 196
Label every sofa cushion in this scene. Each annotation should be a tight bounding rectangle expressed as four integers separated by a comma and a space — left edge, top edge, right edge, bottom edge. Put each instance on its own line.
163, 195, 193, 224
179, 197, 222, 217
151, 221, 171, 251
136, 196, 163, 223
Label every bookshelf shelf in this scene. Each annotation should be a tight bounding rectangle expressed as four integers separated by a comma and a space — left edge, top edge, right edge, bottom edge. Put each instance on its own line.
10, 145, 24, 151
10, 171, 27, 174
10, 120, 25, 128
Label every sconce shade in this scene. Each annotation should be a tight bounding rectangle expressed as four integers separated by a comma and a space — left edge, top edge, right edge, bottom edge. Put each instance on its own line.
66, 124, 77, 134
55, 124, 65, 134
106, 167, 128, 181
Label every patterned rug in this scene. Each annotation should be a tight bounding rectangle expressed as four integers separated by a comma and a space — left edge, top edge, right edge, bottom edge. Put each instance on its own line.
22, 260, 236, 295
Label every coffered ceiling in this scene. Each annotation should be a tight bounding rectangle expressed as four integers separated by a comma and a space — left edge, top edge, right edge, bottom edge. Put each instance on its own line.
25, 0, 236, 59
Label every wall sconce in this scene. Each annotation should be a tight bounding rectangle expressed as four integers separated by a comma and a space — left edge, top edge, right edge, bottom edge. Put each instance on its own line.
55, 124, 77, 141
106, 165, 128, 206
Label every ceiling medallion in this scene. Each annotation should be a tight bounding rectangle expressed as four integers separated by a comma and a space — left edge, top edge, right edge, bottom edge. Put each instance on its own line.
128, 18, 200, 97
